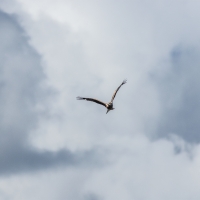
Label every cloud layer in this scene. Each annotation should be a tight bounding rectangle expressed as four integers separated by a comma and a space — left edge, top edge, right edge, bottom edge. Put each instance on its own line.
1, 0, 200, 199
0, 10, 100, 176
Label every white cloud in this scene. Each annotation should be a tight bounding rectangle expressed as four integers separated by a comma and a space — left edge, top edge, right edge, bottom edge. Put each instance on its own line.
1, 0, 200, 199
1, 134, 200, 200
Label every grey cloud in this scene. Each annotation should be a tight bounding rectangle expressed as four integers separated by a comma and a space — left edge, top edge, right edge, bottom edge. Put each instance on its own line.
154, 45, 200, 143
0, 10, 101, 176
84, 193, 102, 200
0, 146, 102, 175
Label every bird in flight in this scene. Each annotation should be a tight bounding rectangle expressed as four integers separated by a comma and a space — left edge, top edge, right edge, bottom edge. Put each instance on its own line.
77, 79, 127, 114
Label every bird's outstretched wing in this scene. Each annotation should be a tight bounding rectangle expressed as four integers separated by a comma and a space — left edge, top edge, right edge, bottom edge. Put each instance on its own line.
76, 97, 107, 107
111, 79, 127, 102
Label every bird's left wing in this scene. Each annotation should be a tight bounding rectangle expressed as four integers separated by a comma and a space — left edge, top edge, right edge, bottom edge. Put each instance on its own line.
77, 97, 107, 107
110, 79, 127, 102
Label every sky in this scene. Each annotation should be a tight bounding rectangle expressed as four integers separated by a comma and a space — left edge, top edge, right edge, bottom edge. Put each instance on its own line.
0, 0, 200, 199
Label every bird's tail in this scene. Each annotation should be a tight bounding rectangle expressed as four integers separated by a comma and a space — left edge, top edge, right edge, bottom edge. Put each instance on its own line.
106, 109, 110, 114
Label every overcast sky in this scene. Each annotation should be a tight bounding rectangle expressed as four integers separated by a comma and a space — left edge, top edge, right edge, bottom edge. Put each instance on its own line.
0, 0, 200, 199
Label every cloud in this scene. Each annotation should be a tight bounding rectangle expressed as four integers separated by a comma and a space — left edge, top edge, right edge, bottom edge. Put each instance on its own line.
1, 1, 200, 200
0, 10, 101, 176
11, 0, 200, 145
1, 134, 200, 200
153, 45, 200, 142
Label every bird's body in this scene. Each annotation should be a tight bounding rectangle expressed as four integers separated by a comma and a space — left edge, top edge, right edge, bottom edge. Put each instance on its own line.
105, 102, 115, 114
77, 79, 127, 114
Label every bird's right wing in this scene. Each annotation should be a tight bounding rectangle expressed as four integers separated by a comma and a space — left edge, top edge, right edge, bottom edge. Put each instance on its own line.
111, 79, 127, 102
76, 97, 107, 107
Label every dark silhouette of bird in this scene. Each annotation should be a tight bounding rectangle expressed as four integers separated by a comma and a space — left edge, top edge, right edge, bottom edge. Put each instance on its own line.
77, 79, 127, 114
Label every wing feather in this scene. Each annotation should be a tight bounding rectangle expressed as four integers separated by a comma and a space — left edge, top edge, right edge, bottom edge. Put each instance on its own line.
76, 97, 107, 107
111, 79, 127, 102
